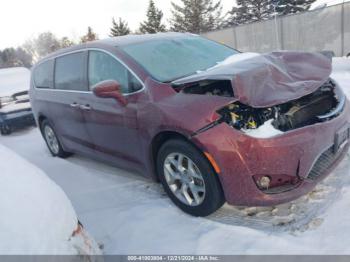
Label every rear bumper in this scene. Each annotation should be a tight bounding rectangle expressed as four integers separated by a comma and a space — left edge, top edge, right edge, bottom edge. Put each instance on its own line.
192, 99, 350, 206
0, 109, 35, 130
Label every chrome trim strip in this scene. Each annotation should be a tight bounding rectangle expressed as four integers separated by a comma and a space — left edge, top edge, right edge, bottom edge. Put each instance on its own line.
33, 48, 146, 97
33, 88, 92, 94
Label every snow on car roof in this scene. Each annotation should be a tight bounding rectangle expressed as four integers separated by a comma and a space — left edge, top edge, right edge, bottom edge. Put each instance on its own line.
0, 67, 30, 97
0, 144, 78, 254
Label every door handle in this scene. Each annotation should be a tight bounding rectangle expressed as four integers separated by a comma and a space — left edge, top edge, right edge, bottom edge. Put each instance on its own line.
80, 104, 91, 111
70, 102, 79, 108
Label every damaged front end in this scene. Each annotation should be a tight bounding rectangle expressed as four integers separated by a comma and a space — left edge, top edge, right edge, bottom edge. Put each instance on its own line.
217, 79, 345, 137
173, 51, 343, 138
171, 51, 349, 205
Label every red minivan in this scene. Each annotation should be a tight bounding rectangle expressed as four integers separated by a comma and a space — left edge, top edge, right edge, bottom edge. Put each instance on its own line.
30, 33, 350, 216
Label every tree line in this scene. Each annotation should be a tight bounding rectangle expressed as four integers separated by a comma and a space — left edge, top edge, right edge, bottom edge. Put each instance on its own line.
0, 0, 316, 69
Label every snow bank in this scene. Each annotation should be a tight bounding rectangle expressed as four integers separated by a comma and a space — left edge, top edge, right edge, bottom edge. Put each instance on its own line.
0, 67, 30, 97
0, 144, 78, 255
243, 119, 284, 138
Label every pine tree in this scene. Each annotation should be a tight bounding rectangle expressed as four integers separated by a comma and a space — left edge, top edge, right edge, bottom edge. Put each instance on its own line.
81, 27, 98, 43
139, 0, 166, 34
275, 0, 316, 15
226, 0, 275, 26
170, 0, 223, 34
110, 18, 131, 37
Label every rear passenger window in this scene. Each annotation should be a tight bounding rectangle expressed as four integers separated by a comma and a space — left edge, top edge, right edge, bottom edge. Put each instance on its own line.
88, 51, 143, 94
34, 60, 53, 89
54, 52, 87, 91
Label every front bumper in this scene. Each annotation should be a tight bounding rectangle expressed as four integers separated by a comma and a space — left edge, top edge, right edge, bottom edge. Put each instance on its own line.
192, 99, 350, 206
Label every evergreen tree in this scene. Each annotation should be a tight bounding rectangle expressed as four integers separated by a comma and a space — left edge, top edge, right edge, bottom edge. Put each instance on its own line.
226, 0, 275, 26
275, 0, 316, 15
110, 18, 131, 37
81, 26, 98, 43
139, 0, 166, 34
170, 0, 223, 34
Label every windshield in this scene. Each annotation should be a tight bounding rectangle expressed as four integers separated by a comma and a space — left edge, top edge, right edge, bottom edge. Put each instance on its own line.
120, 36, 238, 82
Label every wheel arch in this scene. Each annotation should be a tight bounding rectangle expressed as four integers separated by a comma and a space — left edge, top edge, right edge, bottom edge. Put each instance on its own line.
150, 130, 216, 181
38, 114, 47, 128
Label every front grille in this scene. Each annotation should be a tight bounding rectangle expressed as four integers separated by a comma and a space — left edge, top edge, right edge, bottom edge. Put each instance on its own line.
307, 146, 343, 180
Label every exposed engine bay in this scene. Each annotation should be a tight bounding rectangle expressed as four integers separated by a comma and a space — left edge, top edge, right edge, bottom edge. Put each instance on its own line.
217, 80, 343, 134
178, 79, 344, 136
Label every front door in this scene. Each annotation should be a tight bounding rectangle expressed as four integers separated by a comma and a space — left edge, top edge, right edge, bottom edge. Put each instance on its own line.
82, 50, 145, 170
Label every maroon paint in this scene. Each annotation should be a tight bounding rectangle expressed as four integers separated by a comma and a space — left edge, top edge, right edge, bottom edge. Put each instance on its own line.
30, 34, 350, 207
191, 101, 350, 206
173, 51, 332, 107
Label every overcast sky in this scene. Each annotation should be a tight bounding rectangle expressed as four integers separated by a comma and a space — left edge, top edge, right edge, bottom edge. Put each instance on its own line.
0, 0, 235, 49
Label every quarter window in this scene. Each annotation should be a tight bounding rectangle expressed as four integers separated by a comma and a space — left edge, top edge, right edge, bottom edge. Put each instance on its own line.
54, 52, 87, 91
34, 60, 53, 89
88, 51, 142, 94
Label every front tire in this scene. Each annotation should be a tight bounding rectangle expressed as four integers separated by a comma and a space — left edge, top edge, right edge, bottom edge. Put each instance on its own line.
40, 119, 72, 158
157, 139, 225, 217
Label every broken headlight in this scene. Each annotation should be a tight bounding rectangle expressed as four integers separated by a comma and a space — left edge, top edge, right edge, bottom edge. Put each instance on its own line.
217, 102, 278, 131
217, 79, 341, 134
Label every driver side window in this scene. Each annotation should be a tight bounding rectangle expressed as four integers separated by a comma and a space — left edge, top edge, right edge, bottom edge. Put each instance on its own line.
88, 50, 143, 94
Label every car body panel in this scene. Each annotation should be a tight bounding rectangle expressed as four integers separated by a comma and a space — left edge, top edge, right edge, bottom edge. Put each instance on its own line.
173, 51, 332, 108
30, 33, 350, 207
81, 92, 145, 171
191, 99, 350, 206
40, 90, 95, 155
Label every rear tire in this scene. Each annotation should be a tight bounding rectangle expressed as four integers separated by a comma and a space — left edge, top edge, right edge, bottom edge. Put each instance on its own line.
157, 139, 225, 217
40, 119, 72, 158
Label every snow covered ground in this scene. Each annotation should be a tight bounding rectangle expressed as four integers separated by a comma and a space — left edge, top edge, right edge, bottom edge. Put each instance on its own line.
0, 58, 349, 254
0, 144, 101, 255
0, 67, 30, 97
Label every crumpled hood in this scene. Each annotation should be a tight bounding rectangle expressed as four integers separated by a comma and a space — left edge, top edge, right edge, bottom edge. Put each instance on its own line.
173, 51, 332, 107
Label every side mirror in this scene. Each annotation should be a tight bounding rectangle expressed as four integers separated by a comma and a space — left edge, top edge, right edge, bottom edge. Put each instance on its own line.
92, 80, 127, 106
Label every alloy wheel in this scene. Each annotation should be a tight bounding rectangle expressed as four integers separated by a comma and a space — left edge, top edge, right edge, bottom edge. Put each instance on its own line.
44, 125, 59, 155
163, 153, 206, 206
